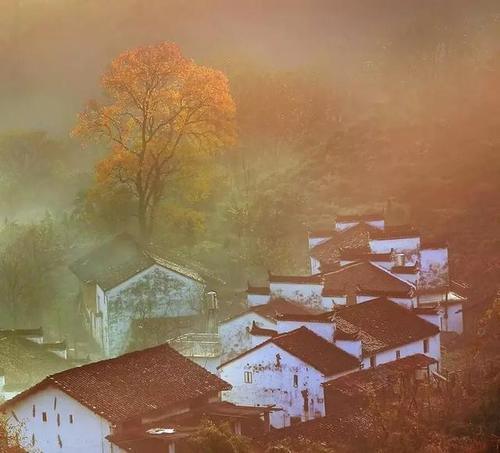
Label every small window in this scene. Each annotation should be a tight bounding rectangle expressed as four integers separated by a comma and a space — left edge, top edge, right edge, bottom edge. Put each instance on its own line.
32, 434, 36, 446
69, 414, 74, 424
53, 397, 57, 410
32, 405, 36, 418
293, 374, 298, 388
42, 412, 47, 422
423, 339, 429, 354
244, 371, 252, 383
57, 413, 60, 427
396, 350, 401, 360
58, 434, 63, 448
370, 356, 377, 368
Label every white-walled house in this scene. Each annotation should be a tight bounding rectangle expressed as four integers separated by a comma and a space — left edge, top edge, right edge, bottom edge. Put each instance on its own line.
218, 297, 318, 362
218, 326, 360, 428
1, 344, 231, 453
70, 234, 206, 357
332, 298, 441, 368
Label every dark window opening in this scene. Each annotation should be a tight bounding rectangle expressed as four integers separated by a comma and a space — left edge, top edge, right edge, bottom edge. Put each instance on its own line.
32, 405, 36, 418
423, 339, 429, 353
293, 374, 298, 388
57, 414, 60, 427
31, 434, 35, 446
244, 371, 252, 383
58, 434, 63, 448
370, 356, 377, 368
396, 350, 401, 359
42, 412, 47, 422
53, 397, 57, 410
69, 414, 74, 424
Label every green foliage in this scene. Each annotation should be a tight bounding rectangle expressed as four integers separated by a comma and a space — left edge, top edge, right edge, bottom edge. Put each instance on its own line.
187, 420, 251, 453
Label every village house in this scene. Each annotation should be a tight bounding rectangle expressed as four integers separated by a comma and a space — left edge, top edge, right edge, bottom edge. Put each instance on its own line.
0, 328, 73, 401
218, 297, 440, 428
0, 343, 271, 453
70, 234, 207, 357
218, 326, 361, 428
218, 296, 318, 362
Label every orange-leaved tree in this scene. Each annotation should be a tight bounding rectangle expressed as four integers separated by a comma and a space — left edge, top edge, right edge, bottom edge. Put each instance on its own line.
73, 42, 236, 239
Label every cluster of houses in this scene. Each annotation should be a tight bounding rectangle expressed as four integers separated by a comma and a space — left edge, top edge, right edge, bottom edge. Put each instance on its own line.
0, 213, 470, 451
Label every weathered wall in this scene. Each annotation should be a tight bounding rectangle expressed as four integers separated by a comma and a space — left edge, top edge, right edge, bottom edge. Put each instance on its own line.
361, 334, 441, 369
219, 312, 275, 362
269, 282, 323, 310
6, 386, 113, 453
219, 343, 328, 428
419, 247, 449, 289
334, 339, 362, 359
247, 293, 271, 307
106, 264, 204, 357
369, 237, 420, 265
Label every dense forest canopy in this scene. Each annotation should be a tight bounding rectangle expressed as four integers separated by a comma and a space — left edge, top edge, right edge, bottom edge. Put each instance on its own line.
0, 0, 498, 335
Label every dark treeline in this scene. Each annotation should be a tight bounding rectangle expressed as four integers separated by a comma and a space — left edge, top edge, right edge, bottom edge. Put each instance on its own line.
0, 0, 499, 338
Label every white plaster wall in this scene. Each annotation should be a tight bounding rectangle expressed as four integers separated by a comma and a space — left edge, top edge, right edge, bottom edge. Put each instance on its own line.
219, 312, 275, 362
310, 257, 321, 275
441, 303, 463, 334
417, 313, 441, 329
335, 221, 358, 232
366, 220, 385, 230
321, 295, 347, 310
369, 237, 421, 265
276, 321, 335, 343
419, 248, 449, 289
247, 293, 271, 307
6, 386, 113, 453
361, 334, 440, 369
269, 282, 323, 309
308, 237, 331, 249
251, 334, 274, 349
106, 264, 204, 357
219, 343, 330, 428
334, 340, 362, 360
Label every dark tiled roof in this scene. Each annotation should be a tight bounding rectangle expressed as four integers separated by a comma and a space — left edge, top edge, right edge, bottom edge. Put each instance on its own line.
70, 234, 203, 290
252, 298, 319, 320
334, 298, 440, 354
246, 285, 270, 295
339, 251, 393, 262
268, 274, 323, 284
275, 313, 333, 323
420, 239, 448, 249
324, 354, 436, 396
258, 411, 378, 448
249, 322, 278, 337
311, 223, 380, 264
391, 265, 419, 274
369, 225, 419, 240
220, 327, 360, 376
2, 344, 230, 424
322, 261, 413, 295
0, 334, 73, 389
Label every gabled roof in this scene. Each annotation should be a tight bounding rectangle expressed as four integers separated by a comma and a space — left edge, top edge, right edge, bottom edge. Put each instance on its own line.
369, 225, 419, 241
324, 353, 436, 396
322, 261, 414, 296
332, 298, 440, 354
222, 298, 317, 324
1, 344, 230, 424
0, 333, 73, 390
70, 234, 203, 290
219, 327, 360, 376
249, 322, 278, 337
339, 251, 393, 262
311, 223, 381, 265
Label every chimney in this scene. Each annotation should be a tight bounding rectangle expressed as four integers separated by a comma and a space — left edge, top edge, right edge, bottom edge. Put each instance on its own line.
393, 252, 406, 267
206, 291, 218, 333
